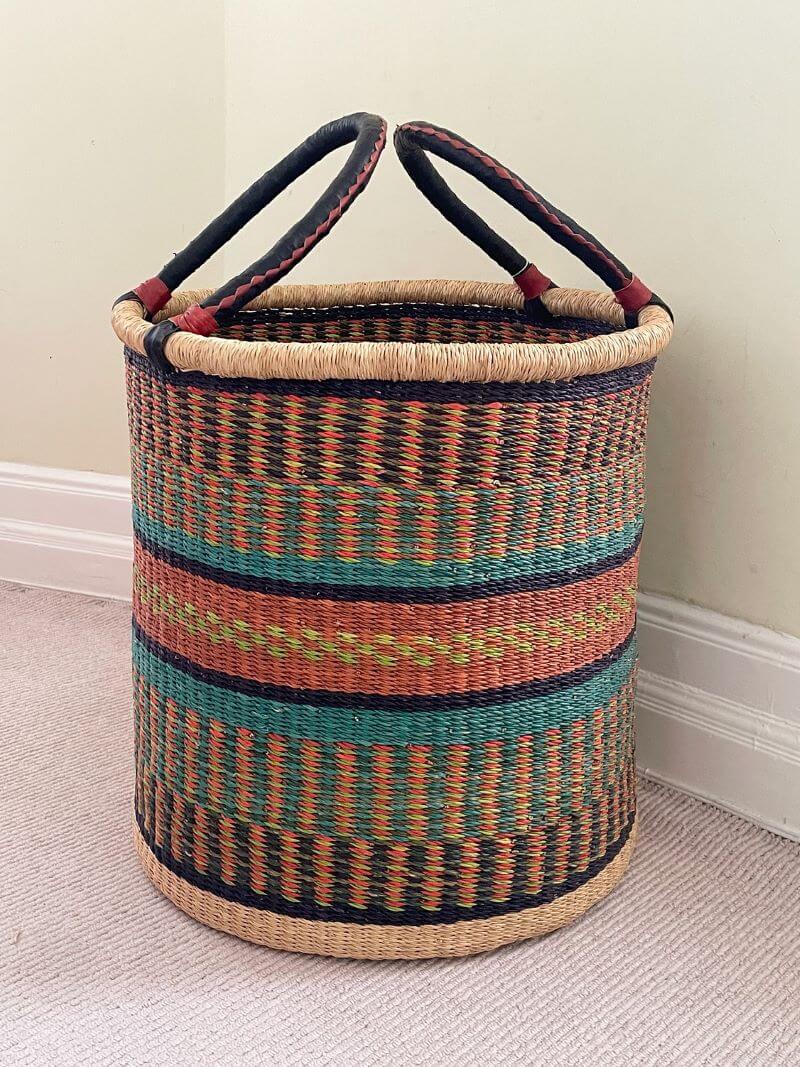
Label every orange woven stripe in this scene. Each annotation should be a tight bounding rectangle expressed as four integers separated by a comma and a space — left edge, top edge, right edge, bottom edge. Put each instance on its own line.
349, 839, 372, 909
553, 817, 571, 885
527, 826, 546, 895
133, 546, 638, 695
170, 791, 184, 864
407, 746, 430, 841
515, 734, 534, 834
570, 719, 586, 813
443, 743, 469, 839
421, 841, 445, 911
193, 806, 209, 874
337, 485, 361, 562
249, 823, 268, 895
280, 830, 301, 902
265, 733, 286, 828
334, 743, 358, 836
135, 541, 638, 633
492, 836, 515, 904
297, 739, 322, 834
164, 697, 180, 795
183, 708, 201, 805
218, 815, 237, 886
457, 839, 480, 908
235, 726, 255, 822
480, 740, 502, 836
313, 835, 335, 906
545, 728, 561, 824
385, 842, 408, 912
154, 777, 166, 850
206, 719, 226, 813
371, 744, 393, 840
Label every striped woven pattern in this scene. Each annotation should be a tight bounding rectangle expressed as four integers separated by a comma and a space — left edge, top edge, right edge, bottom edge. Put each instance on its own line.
216, 302, 619, 346
126, 300, 652, 956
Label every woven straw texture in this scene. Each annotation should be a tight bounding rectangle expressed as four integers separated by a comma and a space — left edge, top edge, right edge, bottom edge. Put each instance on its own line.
119, 280, 671, 957
4, 584, 800, 1065
111, 280, 672, 382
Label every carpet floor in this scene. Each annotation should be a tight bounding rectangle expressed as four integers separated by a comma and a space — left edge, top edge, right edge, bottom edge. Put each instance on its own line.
1, 582, 798, 1066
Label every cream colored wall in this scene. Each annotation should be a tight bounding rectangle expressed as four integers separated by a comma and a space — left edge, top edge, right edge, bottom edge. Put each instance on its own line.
222, 0, 800, 636
2, 0, 799, 635
0, 1, 226, 476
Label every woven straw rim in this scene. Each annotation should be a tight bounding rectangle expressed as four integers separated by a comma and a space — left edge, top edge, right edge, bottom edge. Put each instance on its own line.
135, 820, 637, 960
112, 280, 671, 384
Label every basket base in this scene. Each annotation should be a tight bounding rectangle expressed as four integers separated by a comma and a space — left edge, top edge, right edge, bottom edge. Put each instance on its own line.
135, 821, 637, 960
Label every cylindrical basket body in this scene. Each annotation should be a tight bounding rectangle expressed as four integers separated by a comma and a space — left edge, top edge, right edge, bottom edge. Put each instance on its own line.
114, 279, 672, 959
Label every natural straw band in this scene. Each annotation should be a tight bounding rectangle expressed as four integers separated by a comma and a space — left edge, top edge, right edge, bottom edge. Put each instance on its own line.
135, 820, 637, 960
112, 280, 672, 384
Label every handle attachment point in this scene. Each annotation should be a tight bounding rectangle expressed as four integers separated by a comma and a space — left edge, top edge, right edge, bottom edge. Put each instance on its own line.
613, 276, 653, 315
395, 120, 670, 326
134, 277, 172, 317
142, 320, 179, 374
122, 112, 387, 367
513, 263, 553, 302
172, 303, 218, 336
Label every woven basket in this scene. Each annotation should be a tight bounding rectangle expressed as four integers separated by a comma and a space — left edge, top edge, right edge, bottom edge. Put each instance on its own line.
111, 114, 673, 959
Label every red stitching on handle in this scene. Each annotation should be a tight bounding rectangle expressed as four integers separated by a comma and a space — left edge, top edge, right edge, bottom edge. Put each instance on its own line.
400, 124, 629, 287
134, 277, 171, 316
201, 121, 388, 321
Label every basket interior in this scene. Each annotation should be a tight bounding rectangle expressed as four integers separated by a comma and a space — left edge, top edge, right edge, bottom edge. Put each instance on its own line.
217, 301, 619, 346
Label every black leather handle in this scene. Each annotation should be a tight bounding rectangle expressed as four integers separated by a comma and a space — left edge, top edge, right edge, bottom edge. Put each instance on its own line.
118, 113, 387, 368
394, 121, 669, 326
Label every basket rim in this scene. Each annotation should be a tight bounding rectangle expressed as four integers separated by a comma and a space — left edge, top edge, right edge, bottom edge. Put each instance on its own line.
111, 279, 672, 384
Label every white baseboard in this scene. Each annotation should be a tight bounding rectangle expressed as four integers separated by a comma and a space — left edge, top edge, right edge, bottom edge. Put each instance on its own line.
635, 596, 800, 841
1, 461, 798, 840
0, 463, 133, 600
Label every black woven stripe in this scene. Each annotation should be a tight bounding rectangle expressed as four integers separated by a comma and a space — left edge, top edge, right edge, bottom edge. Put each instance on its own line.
219, 302, 615, 328
220, 306, 616, 346
126, 348, 655, 405
132, 622, 635, 712
133, 525, 642, 604
136, 806, 634, 927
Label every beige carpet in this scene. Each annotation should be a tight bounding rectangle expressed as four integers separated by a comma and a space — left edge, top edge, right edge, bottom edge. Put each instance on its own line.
1, 582, 798, 1066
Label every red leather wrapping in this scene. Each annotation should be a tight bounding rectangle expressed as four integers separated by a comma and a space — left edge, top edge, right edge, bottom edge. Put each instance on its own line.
172, 303, 219, 336
514, 263, 552, 301
614, 276, 653, 315
133, 277, 171, 316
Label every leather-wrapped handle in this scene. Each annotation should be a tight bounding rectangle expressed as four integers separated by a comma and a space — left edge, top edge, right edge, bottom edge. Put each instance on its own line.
118, 112, 387, 369
394, 121, 669, 326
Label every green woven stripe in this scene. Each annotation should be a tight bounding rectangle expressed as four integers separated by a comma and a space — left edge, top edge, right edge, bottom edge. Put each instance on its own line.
132, 633, 637, 745
142, 710, 633, 841
132, 506, 644, 590
137, 668, 635, 840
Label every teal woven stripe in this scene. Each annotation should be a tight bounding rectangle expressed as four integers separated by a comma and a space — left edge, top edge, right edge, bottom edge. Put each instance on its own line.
132, 507, 643, 590
132, 633, 637, 745
136, 665, 635, 840
131, 453, 644, 584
